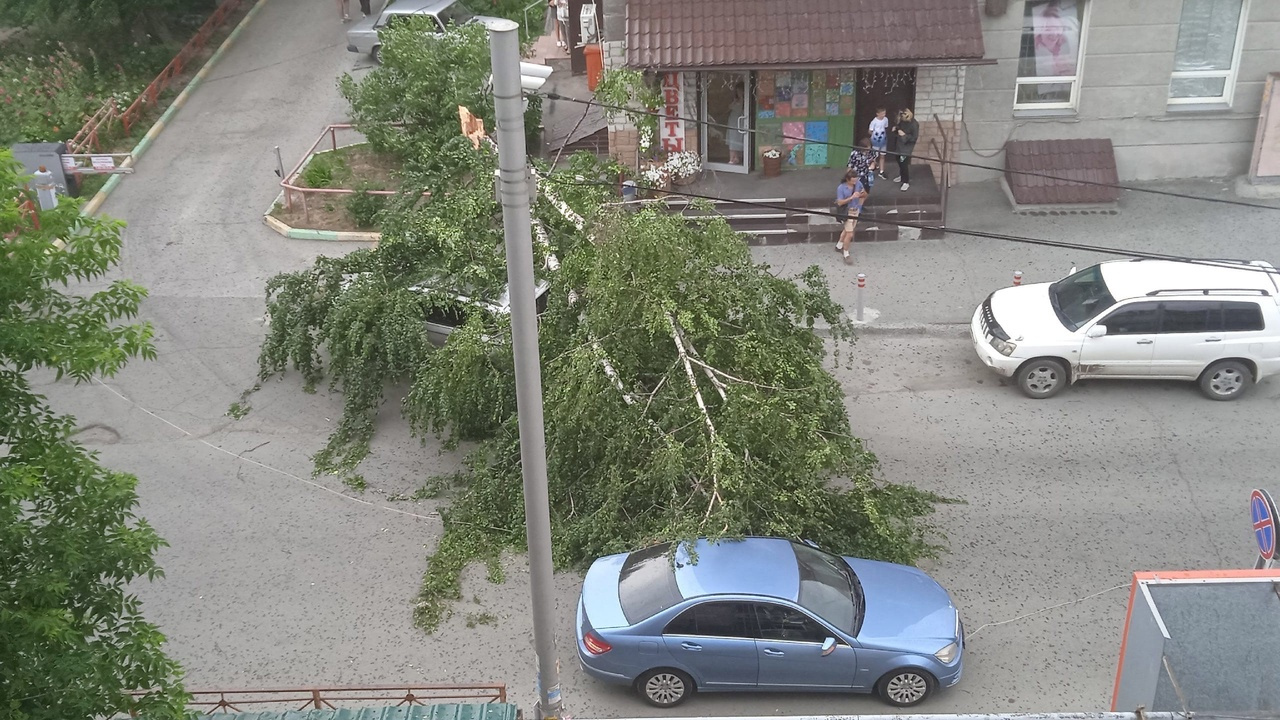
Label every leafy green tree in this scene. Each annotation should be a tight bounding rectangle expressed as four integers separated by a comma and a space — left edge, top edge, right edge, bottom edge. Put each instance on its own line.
0, 151, 187, 720
339, 22, 541, 170
253, 146, 945, 630
0, 0, 187, 38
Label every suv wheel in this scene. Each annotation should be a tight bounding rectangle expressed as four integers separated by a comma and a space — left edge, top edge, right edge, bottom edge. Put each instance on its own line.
1199, 359, 1252, 401
1016, 358, 1068, 399
877, 668, 936, 707
635, 668, 694, 707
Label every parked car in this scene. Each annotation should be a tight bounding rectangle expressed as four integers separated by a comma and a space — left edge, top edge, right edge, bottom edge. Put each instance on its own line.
346, 0, 497, 63
971, 258, 1280, 400
416, 277, 551, 346
575, 538, 964, 708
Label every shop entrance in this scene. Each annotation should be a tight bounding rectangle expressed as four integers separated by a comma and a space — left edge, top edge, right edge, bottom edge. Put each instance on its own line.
854, 68, 917, 150
701, 72, 751, 173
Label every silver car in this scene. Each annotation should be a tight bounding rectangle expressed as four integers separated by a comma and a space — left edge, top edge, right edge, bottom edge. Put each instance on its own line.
346, 0, 491, 63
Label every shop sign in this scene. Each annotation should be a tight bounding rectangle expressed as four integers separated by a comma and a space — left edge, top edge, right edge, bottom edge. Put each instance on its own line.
661, 72, 685, 153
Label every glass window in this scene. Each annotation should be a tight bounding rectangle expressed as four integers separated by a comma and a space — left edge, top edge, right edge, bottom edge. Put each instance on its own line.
1050, 264, 1117, 331
437, 1, 474, 28
1222, 301, 1265, 331
755, 603, 832, 644
792, 543, 860, 636
1015, 0, 1088, 109
1160, 302, 1216, 333
423, 304, 469, 329
618, 543, 683, 624
1101, 302, 1161, 335
1169, 0, 1247, 104
664, 602, 757, 638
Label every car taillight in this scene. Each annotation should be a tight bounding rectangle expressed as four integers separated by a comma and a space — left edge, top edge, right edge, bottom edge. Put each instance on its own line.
583, 631, 612, 655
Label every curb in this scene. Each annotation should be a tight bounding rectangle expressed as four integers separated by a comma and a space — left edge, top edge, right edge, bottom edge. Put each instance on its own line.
810, 321, 969, 338
80, 0, 271, 217
262, 192, 381, 242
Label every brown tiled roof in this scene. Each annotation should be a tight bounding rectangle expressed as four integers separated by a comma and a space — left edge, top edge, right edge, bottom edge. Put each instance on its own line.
1004, 139, 1121, 206
625, 0, 986, 69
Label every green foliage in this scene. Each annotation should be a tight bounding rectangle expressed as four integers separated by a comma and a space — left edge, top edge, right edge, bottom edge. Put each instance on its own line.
0, 151, 187, 719
253, 143, 947, 631
0, 48, 98, 144
338, 23, 541, 171
594, 68, 662, 162
299, 153, 336, 189
346, 185, 386, 229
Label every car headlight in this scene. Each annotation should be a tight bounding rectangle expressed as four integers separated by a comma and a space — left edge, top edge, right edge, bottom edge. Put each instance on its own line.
990, 338, 1017, 356
934, 641, 959, 664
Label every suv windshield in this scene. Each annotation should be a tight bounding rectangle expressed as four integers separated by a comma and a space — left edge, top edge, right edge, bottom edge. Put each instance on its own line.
1050, 265, 1117, 331
437, 1, 474, 26
792, 542, 863, 636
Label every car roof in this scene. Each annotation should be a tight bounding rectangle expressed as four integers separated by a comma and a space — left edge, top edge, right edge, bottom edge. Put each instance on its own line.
673, 538, 800, 603
384, 0, 455, 15
1098, 259, 1279, 302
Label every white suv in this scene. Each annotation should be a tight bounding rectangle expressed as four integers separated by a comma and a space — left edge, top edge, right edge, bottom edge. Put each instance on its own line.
971, 259, 1280, 401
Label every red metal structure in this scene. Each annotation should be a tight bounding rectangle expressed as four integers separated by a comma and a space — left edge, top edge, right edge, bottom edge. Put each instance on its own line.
67, 0, 245, 153
129, 684, 508, 715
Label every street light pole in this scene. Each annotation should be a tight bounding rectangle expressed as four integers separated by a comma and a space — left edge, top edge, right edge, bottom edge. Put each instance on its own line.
487, 18, 564, 720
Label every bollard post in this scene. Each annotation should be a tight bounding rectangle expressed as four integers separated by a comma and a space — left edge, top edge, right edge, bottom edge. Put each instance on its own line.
1013, 270, 1023, 286
856, 273, 866, 322
33, 165, 58, 210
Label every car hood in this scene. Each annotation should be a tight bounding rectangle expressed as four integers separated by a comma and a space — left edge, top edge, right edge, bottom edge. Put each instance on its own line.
845, 558, 956, 646
989, 282, 1075, 342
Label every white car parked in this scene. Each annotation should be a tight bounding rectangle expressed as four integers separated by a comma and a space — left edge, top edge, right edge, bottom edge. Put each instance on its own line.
971, 259, 1280, 401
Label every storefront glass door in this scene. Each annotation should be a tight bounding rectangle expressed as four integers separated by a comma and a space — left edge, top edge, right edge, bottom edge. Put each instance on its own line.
701, 72, 750, 173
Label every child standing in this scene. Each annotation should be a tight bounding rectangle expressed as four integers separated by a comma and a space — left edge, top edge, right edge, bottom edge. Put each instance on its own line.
869, 107, 889, 179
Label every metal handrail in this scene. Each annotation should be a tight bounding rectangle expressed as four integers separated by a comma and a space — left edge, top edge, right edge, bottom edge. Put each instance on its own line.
128, 684, 508, 715
521, 0, 546, 40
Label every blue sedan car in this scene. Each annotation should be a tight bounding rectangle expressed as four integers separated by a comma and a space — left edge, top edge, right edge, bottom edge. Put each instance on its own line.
575, 537, 963, 708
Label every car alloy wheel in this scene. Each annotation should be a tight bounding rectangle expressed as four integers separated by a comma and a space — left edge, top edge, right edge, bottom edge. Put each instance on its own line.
372, 45, 383, 63
1017, 358, 1067, 399
879, 668, 934, 707
637, 668, 693, 707
1200, 359, 1251, 401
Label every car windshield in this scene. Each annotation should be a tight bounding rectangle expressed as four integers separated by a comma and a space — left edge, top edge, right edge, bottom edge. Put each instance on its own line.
617, 543, 683, 625
437, 1, 474, 26
1049, 265, 1117, 331
792, 542, 863, 636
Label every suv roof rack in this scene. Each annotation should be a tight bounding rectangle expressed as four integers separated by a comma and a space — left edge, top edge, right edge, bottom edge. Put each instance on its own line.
1145, 288, 1272, 297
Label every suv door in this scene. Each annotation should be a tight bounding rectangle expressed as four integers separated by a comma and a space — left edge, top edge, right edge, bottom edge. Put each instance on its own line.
661, 601, 760, 688
753, 602, 856, 691
1150, 301, 1225, 378
1078, 301, 1161, 377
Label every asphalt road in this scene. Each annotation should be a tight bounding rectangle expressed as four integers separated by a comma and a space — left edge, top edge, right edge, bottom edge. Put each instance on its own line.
34, 0, 1278, 717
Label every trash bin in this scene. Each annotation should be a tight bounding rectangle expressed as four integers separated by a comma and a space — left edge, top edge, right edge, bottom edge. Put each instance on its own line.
584, 44, 602, 91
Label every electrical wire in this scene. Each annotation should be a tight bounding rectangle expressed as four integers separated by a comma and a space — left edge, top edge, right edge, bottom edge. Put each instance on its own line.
554, 176, 1280, 278
541, 91, 1280, 212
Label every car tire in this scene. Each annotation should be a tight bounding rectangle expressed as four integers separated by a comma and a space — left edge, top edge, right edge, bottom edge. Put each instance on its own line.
635, 668, 694, 708
1016, 357, 1068, 399
1199, 359, 1252, 401
877, 668, 936, 707
372, 45, 383, 63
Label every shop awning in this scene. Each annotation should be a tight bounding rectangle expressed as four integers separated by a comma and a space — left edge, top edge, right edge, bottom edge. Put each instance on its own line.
625, 0, 987, 71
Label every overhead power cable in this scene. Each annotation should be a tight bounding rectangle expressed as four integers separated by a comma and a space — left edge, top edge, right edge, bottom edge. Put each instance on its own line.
554, 177, 1280, 278
541, 91, 1280, 213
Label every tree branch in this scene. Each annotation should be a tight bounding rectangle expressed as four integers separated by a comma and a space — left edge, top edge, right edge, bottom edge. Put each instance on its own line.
668, 313, 722, 521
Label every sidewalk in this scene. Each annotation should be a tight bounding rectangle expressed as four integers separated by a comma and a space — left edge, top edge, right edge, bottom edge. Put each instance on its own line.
752, 176, 1280, 327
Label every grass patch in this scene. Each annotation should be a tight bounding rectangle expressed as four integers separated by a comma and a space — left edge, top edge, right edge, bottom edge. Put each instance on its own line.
271, 144, 405, 233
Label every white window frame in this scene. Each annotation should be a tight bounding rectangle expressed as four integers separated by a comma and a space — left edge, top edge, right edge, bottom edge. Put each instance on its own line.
1013, 0, 1093, 111
1167, 0, 1250, 106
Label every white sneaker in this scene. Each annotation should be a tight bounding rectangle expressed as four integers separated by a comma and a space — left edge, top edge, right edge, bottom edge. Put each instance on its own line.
900, 182, 910, 191
892, 176, 901, 183
835, 241, 843, 252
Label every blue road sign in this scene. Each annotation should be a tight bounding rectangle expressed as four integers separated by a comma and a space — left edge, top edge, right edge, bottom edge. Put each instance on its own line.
1251, 488, 1277, 561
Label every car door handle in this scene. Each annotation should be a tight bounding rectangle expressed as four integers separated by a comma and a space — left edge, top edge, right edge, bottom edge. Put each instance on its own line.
1205, 337, 1222, 343
1136, 339, 1153, 345
680, 642, 703, 651
762, 648, 785, 657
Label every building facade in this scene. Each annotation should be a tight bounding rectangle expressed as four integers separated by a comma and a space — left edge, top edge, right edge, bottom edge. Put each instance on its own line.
961, 0, 1280, 182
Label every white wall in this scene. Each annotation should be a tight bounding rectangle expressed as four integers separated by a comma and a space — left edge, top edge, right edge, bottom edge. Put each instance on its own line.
960, 0, 1280, 182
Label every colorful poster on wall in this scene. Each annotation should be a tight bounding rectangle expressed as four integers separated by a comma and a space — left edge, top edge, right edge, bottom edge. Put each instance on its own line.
804, 142, 828, 166
782, 121, 806, 149
660, 72, 685, 152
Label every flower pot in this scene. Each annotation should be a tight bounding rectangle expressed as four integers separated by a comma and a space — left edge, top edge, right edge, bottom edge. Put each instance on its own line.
762, 155, 782, 177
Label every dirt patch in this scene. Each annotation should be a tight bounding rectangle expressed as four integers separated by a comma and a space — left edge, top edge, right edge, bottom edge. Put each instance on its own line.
273, 143, 405, 232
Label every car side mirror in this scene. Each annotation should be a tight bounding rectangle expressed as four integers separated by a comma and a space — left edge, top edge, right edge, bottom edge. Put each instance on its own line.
1086, 325, 1107, 338
821, 637, 837, 656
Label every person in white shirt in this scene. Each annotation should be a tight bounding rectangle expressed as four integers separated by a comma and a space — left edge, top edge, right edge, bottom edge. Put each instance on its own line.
868, 107, 889, 178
